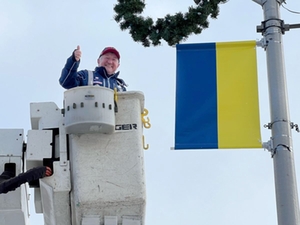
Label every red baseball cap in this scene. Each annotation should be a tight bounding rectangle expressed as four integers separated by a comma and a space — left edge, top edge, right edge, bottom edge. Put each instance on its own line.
99, 47, 120, 59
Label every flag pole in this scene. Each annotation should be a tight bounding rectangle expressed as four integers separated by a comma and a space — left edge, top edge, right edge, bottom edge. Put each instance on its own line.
253, 0, 300, 224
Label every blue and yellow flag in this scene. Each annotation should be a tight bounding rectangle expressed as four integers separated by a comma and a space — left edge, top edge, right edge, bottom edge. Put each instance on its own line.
175, 41, 262, 150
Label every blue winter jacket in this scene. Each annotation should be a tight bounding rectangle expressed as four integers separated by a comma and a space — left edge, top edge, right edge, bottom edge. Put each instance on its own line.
59, 54, 127, 91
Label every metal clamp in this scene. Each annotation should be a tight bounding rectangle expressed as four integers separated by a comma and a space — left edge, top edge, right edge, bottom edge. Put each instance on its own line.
263, 139, 273, 153
257, 18, 286, 34
290, 122, 300, 132
256, 38, 268, 49
263, 138, 293, 158
264, 119, 289, 129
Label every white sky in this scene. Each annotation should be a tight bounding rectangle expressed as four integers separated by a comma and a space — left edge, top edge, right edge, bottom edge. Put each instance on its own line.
1, 1, 300, 224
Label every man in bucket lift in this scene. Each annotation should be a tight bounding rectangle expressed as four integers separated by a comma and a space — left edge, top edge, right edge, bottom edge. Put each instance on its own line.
59, 46, 127, 91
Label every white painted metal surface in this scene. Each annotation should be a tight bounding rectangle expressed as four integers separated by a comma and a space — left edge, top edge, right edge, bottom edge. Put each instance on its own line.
64, 86, 115, 134
0, 88, 147, 225
104, 216, 118, 225
26, 130, 52, 170
29, 102, 71, 225
0, 129, 30, 225
30, 102, 62, 130
0, 129, 24, 157
81, 216, 101, 225
39, 161, 71, 225
68, 91, 146, 225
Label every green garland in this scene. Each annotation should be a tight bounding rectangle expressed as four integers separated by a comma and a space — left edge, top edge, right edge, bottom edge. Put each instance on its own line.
114, 0, 227, 47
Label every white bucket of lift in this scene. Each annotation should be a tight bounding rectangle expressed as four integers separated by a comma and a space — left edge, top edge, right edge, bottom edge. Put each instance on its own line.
63, 86, 115, 134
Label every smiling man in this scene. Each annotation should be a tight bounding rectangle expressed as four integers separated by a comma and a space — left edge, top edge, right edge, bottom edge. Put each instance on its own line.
59, 45, 127, 91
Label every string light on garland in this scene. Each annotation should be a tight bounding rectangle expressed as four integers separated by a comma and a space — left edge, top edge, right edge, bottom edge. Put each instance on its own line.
114, 0, 227, 47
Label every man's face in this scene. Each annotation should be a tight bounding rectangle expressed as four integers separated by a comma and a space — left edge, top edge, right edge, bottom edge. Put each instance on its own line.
97, 52, 120, 75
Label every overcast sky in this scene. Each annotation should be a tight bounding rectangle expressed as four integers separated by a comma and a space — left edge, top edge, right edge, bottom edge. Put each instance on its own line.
1, 1, 300, 224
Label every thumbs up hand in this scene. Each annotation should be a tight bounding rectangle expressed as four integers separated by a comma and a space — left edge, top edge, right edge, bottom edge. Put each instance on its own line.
74, 45, 81, 61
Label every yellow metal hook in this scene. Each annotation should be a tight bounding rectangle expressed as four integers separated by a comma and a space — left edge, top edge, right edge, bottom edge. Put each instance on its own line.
143, 135, 149, 150
141, 108, 151, 129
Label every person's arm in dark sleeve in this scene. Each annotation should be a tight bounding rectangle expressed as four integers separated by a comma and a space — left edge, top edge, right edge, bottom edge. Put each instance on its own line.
59, 52, 81, 89
0, 166, 52, 194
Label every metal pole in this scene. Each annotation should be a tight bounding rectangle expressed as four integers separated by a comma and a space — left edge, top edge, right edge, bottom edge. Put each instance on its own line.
253, 0, 300, 224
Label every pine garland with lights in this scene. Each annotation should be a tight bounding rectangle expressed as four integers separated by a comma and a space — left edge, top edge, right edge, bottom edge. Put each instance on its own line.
114, 0, 227, 47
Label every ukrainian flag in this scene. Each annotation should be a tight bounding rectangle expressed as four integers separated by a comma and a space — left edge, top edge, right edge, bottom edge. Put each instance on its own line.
174, 41, 262, 150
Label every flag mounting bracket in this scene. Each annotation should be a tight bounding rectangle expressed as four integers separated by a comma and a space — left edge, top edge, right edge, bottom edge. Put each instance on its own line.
264, 120, 299, 132
290, 122, 300, 132
263, 139, 292, 158
256, 38, 268, 49
272, 144, 292, 158
256, 18, 286, 34
263, 139, 273, 155
263, 119, 289, 129
256, 17, 300, 35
